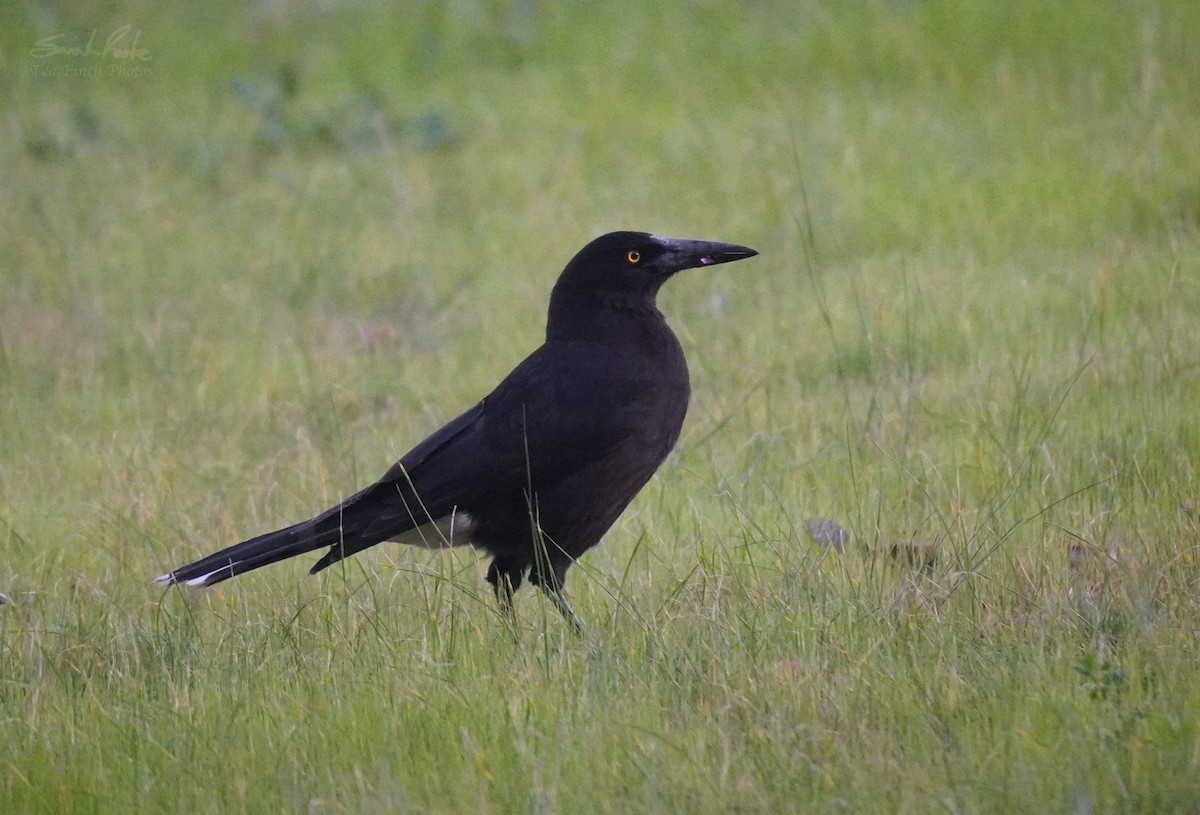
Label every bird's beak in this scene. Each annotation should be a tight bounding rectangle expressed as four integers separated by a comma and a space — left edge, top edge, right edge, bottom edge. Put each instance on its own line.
654, 236, 759, 271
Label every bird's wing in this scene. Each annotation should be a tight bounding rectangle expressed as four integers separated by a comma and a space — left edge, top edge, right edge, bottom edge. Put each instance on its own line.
304, 399, 487, 536
324, 340, 655, 543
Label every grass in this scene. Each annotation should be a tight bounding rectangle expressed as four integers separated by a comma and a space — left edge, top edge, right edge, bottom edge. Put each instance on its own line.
3, 0, 1200, 811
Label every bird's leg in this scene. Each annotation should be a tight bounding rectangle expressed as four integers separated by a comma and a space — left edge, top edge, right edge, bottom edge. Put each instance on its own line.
495, 578, 516, 623
486, 559, 523, 625
540, 585, 584, 635
530, 562, 584, 635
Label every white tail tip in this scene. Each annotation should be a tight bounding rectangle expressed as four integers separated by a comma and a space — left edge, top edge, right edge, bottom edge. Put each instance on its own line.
154, 565, 232, 588
185, 567, 231, 587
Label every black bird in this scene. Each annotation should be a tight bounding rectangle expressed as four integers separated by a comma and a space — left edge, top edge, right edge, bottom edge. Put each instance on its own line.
156, 231, 758, 629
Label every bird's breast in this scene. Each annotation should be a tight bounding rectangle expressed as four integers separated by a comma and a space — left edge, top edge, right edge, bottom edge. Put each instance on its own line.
575, 335, 690, 451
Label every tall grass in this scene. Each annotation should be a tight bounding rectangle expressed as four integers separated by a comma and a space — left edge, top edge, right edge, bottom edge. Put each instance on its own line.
2, 0, 1200, 811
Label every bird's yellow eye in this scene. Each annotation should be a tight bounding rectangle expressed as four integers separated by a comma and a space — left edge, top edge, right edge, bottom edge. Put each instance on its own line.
626, 250, 641, 264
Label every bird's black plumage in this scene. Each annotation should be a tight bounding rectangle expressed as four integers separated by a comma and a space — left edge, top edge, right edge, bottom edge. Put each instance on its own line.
156, 231, 758, 628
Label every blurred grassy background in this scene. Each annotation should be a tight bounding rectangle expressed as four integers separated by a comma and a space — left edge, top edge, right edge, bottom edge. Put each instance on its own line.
3, 1, 1200, 812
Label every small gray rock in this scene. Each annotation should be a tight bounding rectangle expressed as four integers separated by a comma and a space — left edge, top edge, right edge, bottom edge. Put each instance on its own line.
805, 518, 849, 551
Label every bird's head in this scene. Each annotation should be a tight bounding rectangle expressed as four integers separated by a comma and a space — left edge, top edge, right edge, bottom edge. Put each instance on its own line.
552, 231, 758, 305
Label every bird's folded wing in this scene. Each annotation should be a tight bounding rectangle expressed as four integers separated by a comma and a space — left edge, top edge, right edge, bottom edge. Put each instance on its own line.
330, 342, 648, 541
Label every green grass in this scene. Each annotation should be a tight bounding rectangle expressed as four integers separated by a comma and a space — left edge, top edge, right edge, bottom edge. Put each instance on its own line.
3, 0, 1200, 811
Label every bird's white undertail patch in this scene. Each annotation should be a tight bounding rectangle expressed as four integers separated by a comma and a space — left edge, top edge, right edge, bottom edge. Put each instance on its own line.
389, 509, 476, 549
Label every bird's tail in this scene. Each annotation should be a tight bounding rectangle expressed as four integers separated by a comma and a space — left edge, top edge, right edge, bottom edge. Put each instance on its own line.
154, 518, 347, 588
